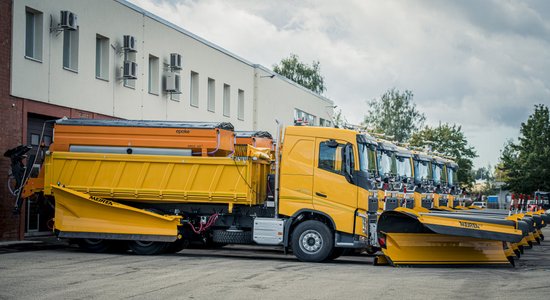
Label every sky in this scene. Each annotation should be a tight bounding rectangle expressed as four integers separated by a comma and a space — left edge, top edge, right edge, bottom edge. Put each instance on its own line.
128, 0, 550, 169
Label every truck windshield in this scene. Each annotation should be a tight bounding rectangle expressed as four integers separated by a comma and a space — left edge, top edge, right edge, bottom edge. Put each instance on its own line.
396, 156, 412, 178
414, 160, 429, 182
377, 150, 393, 176
358, 142, 376, 174
447, 167, 454, 186
447, 166, 457, 186
432, 163, 442, 184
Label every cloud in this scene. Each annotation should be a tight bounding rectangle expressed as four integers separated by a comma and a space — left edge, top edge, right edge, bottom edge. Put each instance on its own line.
128, 0, 550, 168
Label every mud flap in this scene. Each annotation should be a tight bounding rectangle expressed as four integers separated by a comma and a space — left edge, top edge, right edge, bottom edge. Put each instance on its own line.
52, 185, 181, 241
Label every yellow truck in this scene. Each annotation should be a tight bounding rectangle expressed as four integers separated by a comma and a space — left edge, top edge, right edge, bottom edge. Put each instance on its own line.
7, 119, 532, 265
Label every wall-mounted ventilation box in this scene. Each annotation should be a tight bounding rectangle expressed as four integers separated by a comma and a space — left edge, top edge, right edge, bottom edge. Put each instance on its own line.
123, 35, 137, 52
165, 72, 181, 93
60, 10, 78, 31
123, 61, 138, 79
170, 53, 182, 70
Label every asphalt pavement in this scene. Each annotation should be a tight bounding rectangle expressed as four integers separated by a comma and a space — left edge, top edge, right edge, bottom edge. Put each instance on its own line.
1, 229, 549, 299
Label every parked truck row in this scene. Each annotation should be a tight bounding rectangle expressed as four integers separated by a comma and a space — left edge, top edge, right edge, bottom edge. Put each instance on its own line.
4, 118, 549, 265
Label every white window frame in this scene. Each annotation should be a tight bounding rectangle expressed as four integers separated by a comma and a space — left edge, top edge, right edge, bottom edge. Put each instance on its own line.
95, 34, 109, 81
63, 28, 79, 72
294, 108, 316, 126
223, 84, 230, 117
207, 78, 215, 112
237, 89, 245, 120
25, 7, 43, 62
148, 55, 159, 95
190, 71, 199, 107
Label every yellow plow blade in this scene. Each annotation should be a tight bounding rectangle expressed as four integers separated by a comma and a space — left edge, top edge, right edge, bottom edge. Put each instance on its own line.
52, 185, 181, 241
376, 208, 524, 266
381, 233, 511, 266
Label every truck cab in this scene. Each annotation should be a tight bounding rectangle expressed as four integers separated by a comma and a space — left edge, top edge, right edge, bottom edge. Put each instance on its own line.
278, 126, 378, 260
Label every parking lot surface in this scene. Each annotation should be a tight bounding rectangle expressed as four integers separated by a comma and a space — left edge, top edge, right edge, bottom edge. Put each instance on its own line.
1, 229, 550, 299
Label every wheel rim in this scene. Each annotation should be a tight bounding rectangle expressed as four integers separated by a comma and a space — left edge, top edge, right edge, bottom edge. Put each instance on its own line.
299, 229, 323, 254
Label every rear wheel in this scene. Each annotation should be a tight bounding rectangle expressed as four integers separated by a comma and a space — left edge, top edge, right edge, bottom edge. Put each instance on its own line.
291, 220, 333, 262
76, 239, 114, 253
128, 240, 169, 255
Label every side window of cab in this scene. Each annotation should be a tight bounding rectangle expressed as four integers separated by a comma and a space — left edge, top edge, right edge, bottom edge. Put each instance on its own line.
318, 140, 344, 174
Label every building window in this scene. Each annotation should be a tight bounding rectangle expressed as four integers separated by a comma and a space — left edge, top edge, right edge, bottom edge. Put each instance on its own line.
190, 71, 199, 107
207, 78, 215, 112
148, 55, 159, 95
294, 108, 316, 126
63, 28, 79, 71
25, 7, 43, 61
237, 89, 244, 120
223, 84, 230, 117
95, 35, 109, 80
320, 118, 332, 127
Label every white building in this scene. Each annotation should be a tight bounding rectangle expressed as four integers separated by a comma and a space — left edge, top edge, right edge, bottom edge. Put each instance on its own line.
11, 0, 334, 134
1, 0, 334, 240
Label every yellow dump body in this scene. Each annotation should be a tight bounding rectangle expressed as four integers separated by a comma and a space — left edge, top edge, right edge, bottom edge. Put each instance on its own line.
43, 151, 269, 207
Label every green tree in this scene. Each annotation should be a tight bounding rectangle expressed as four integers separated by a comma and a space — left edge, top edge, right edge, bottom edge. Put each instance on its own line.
273, 54, 326, 94
498, 140, 521, 191
410, 123, 477, 189
473, 164, 494, 181
498, 104, 550, 193
362, 88, 426, 142
332, 108, 348, 128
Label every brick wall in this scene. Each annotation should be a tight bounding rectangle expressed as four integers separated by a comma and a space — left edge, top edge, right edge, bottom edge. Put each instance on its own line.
0, 1, 118, 240
0, 0, 23, 240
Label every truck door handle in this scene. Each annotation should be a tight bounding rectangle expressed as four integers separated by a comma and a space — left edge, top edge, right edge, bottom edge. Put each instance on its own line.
316, 192, 327, 198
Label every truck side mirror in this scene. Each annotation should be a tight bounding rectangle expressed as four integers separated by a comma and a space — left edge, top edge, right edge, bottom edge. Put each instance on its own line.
326, 139, 338, 148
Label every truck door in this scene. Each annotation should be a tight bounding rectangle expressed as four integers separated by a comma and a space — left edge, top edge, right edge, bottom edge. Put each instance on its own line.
313, 139, 358, 233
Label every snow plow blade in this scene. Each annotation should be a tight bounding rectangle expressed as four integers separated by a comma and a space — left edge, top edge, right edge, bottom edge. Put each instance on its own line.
52, 185, 181, 242
377, 208, 523, 266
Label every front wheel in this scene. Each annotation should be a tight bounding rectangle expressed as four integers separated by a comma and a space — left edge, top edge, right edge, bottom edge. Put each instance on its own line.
128, 240, 170, 255
291, 220, 334, 262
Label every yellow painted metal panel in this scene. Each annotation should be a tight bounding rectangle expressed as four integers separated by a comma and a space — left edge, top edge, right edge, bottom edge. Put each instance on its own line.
44, 152, 268, 205
382, 233, 510, 265
52, 186, 181, 237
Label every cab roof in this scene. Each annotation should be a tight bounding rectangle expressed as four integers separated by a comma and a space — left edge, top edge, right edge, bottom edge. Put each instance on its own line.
284, 126, 376, 145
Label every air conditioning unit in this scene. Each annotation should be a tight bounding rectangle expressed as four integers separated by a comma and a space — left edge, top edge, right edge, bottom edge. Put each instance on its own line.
60, 10, 78, 31
170, 53, 182, 70
123, 35, 137, 53
165, 72, 181, 93
123, 61, 138, 79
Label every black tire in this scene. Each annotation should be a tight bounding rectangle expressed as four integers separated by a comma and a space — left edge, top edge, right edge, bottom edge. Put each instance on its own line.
128, 240, 170, 255
76, 239, 114, 253
291, 220, 334, 262
165, 240, 188, 253
365, 246, 380, 255
204, 237, 228, 249
212, 230, 252, 244
329, 247, 345, 260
